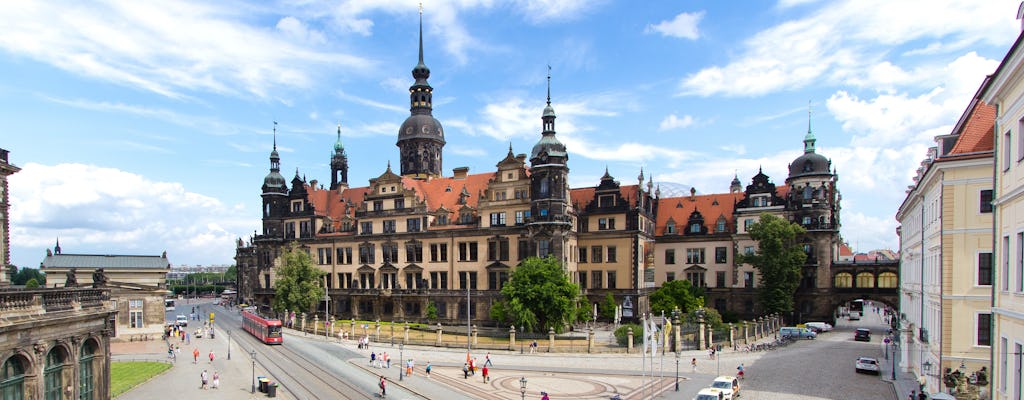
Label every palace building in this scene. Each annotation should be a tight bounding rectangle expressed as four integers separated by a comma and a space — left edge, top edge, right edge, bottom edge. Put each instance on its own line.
235, 13, 848, 326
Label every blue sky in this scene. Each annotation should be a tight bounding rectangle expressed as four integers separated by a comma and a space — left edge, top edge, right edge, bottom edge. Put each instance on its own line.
2, 0, 1019, 268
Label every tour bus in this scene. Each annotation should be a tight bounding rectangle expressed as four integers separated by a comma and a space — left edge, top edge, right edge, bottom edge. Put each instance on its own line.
164, 298, 176, 312
849, 299, 864, 320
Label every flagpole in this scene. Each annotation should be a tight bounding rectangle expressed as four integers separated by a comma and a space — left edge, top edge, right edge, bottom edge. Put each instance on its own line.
641, 313, 646, 400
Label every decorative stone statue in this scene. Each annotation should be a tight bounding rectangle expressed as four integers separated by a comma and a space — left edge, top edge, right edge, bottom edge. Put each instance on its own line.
92, 268, 108, 288
64, 268, 78, 288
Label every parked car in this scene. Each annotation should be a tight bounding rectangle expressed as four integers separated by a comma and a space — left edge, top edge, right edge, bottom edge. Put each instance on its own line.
805, 322, 833, 332
855, 357, 880, 374
780, 327, 817, 339
709, 376, 740, 400
694, 388, 725, 400
175, 315, 188, 327
854, 328, 871, 342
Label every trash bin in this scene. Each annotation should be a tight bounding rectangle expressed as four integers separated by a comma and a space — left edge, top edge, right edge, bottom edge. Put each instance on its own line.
267, 383, 278, 398
258, 377, 269, 392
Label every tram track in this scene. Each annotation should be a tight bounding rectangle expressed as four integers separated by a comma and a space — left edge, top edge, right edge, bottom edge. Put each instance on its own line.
262, 342, 377, 400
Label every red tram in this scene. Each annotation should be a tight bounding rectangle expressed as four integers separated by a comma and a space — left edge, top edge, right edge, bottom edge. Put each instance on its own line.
242, 310, 283, 344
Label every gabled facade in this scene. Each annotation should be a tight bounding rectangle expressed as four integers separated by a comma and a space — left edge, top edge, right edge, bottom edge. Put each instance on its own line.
897, 80, 995, 394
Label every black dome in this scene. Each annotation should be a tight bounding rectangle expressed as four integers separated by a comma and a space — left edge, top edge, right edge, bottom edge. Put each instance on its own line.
788, 152, 831, 179
398, 114, 445, 143
263, 171, 286, 190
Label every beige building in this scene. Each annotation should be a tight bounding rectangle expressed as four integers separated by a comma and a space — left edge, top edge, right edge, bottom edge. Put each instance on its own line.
982, 11, 1024, 399
896, 82, 994, 394
0, 148, 19, 287
40, 246, 172, 340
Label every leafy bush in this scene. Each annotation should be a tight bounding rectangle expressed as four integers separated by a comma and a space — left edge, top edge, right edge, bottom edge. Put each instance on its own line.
613, 323, 643, 346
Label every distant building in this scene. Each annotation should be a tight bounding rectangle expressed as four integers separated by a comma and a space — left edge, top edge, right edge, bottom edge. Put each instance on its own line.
897, 78, 994, 394
0, 148, 20, 287
0, 288, 116, 400
40, 245, 171, 340
981, 6, 1024, 398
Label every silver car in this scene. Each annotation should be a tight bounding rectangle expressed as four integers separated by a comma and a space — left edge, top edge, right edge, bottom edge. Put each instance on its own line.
855, 357, 880, 374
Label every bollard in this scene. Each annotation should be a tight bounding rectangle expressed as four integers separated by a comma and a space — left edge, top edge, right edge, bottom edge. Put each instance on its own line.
548, 327, 555, 353
627, 327, 634, 353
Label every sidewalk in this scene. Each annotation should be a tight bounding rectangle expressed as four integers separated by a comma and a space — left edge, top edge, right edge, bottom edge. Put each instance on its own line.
113, 326, 279, 400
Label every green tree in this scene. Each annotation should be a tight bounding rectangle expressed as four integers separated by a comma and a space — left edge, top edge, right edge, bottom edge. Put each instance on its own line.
489, 256, 580, 333
425, 301, 438, 320
25, 278, 40, 289
12, 267, 45, 286
224, 265, 237, 283
738, 213, 807, 314
599, 293, 617, 320
271, 243, 325, 314
648, 280, 703, 315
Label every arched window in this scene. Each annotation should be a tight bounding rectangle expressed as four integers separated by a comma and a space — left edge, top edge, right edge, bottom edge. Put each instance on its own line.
833, 272, 853, 288
45, 347, 66, 400
1, 356, 26, 399
856, 272, 875, 288
80, 340, 97, 400
877, 272, 898, 288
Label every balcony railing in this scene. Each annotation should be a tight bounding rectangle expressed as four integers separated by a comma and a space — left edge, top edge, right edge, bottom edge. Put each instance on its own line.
0, 288, 109, 316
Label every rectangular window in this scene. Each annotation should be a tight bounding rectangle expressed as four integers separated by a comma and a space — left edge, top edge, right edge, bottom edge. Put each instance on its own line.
383, 220, 396, 233
360, 221, 373, 235
1018, 232, 1024, 292
1004, 236, 1011, 291
382, 243, 398, 263
981, 190, 993, 213
488, 271, 509, 290
606, 246, 616, 262
716, 271, 726, 287
1000, 337, 1008, 392
686, 248, 705, 264
666, 272, 675, 282
394, 198, 405, 209
686, 271, 705, 287
490, 212, 507, 226
665, 249, 675, 264
129, 299, 144, 329
537, 240, 550, 258
579, 247, 588, 263
591, 271, 603, 289
598, 218, 608, 230
406, 242, 423, 263
578, 271, 587, 287
744, 246, 755, 255
744, 272, 755, 288
1014, 343, 1022, 400
1019, 117, 1024, 161
459, 271, 478, 290
1004, 130, 1012, 171
430, 243, 447, 262
518, 240, 530, 261
977, 313, 991, 346
374, 200, 384, 211
607, 271, 616, 289
458, 242, 479, 261
336, 247, 353, 264
591, 246, 603, 263
515, 211, 525, 225
487, 239, 509, 262
715, 247, 727, 263
430, 271, 448, 289
359, 244, 375, 264
978, 252, 993, 286
407, 218, 421, 232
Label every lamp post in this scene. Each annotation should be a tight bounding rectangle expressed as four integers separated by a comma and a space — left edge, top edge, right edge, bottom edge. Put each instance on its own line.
675, 351, 681, 391
891, 342, 898, 380
227, 329, 231, 360
519, 376, 528, 400
399, 344, 405, 381
250, 349, 256, 393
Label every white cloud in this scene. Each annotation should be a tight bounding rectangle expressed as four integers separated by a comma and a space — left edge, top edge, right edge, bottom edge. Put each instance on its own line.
276, 16, 327, 45
336, 90, 406, 113
644, 11, 704, 40
0, 2, 373, 100
838, 210, 899, 252
449, 146, 488, 157
8, 163, 254, 268
679, 0, 1016, 97
659, 114, 695, 131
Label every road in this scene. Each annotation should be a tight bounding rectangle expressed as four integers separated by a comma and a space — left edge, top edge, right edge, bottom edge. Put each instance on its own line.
727, 307, 896, 400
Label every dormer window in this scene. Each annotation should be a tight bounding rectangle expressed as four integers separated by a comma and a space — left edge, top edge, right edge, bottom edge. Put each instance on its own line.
802, 216, 812, 225
599, 195, 615, 207
666, 221, 676, 234
689, 223, 701, 233
716, 217, 727, 233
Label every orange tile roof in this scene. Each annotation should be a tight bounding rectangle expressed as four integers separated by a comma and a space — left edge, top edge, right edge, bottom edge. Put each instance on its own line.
838, 242, 854, 257
655, 192, 745, 236
948, 101, 995, 155
571, 185, 643, 209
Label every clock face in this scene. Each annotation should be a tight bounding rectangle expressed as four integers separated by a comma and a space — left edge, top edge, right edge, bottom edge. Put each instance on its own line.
438, 128, 443, 137
421, 125, 429, 134
405, 126, 413, 135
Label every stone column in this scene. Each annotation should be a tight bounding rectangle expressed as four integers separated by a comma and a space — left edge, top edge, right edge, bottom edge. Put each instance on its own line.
390, 321, 395, 345
707, 326, 714, 349
729, 323, 735, 349
375, 319, 381, 342
509, 326, 517, 351
403, 323, 410, 345
548, 327, 555, 353
627, 327, 634, 353
301, 313, 306, 335
587, 327, 595, 353
698, 317, 706, 350
314, 314, 319, 336
472, 324, 478, 346
673, 317, 682, 353
435, 323, 443, 346
351, 321, 356, 338
743, 322, 750, 345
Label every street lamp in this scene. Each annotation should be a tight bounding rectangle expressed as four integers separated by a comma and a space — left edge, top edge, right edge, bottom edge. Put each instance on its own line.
399, 344, 405, 381
675, 351, 681, 391
250, 349, 257, 393
519, 376, 528, 400
227, 329, 231, 360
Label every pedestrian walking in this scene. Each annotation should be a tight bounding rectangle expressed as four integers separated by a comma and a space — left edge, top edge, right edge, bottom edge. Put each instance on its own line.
485, 352, 492, 367
530, 340, 537, 354
211, 371, 220, 389
370, 352, 377, 367
908, 390, 915, 400
379, 375, 387, 397
482, 365, 489, 383
383, 352, 389, 368
470, 357, 476, 375
192, 348, 199, 364
463, 363, 469, 379
541, 391, 550, 400
406, 359, 413, 377
208, 350, 215, 363
737, 363, 745, 379
425, 362, 432, 378
200, 370, 208, 389
691, 358, 697, 373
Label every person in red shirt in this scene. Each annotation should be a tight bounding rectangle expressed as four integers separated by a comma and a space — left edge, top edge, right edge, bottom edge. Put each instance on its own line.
482, 365, 489, 383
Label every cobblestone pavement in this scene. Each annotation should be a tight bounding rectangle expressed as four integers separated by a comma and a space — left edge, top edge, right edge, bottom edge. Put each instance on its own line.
738, 311, 896, 400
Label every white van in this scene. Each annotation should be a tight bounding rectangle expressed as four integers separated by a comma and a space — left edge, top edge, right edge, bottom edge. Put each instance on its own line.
805, 322, 832, 332
780, 326, 816, 339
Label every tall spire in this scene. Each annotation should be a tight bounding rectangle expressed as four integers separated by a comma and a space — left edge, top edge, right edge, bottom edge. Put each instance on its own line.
804, 101, 816, 153
546, 64, 552, 106
542, 65, 556, 120
273, 121, 277, 150
418, 3, 424, 66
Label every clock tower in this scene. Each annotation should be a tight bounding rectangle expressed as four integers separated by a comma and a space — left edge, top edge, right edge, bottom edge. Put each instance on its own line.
396, 7, 445, 179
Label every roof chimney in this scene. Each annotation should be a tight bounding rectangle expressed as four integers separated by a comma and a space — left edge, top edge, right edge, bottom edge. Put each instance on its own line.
453, 167, 469, 180
516, 153, 527, 163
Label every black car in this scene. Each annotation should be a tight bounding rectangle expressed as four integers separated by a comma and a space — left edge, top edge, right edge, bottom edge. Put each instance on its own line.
854, 328, 870, 342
